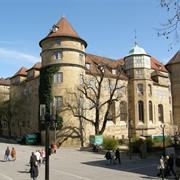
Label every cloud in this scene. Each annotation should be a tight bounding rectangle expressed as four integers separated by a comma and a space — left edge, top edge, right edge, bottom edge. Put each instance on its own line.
0, 48, 40, 63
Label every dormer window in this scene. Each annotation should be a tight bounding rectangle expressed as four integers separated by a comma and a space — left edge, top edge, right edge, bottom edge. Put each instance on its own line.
85, 63, 90, 70
112, 69, 116, 75
52, 25, 58, 33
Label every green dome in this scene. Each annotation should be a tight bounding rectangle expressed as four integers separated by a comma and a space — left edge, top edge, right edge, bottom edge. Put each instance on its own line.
127, 44, 146, 56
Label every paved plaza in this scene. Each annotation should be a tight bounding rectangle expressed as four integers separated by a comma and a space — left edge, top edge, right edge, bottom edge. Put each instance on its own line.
0, 137, 177, 180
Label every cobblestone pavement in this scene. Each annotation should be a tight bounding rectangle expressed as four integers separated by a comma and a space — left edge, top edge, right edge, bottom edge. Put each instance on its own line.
0, 137, 177, 180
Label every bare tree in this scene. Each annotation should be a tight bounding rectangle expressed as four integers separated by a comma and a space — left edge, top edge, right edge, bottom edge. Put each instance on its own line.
0, 95, 23, 137
156, 0, 180, 49
62, 60, 126, 135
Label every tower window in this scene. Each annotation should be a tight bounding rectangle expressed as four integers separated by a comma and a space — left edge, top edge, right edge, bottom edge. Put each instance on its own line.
54, 72, 63, 83
56, 40, 61, 45
138, 101, 144, 123
137, 84, 143, 94
54, 52, 62, 59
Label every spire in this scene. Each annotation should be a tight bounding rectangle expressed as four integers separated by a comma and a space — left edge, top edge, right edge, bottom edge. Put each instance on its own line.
134, 30, 138, 46
39, 16, 87, 48
47, 16, 80, 39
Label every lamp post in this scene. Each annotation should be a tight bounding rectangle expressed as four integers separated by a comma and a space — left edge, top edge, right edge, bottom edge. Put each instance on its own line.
54, 122, 57, 144
40, 103, 57, 180
160, 123, 166, 156
128, 120, 133, 160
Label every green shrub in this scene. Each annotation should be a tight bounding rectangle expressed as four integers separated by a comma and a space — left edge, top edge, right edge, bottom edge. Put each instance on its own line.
102, 137, 119, 151
131, 138, 143, 153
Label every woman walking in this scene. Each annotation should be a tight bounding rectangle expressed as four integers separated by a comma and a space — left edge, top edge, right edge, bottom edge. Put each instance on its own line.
11, 147, 16, 161
157, 155, 165, 179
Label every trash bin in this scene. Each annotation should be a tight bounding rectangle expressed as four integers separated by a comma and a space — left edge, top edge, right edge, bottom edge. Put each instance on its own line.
25, 134, 37, 145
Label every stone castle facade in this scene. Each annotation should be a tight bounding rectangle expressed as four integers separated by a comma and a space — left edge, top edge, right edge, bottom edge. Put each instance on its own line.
1, 16, 180, 146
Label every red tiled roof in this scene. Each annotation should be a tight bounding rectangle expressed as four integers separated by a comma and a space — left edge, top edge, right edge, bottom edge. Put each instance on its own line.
0, 78, 10, 86
166, 50, 180, 65
11, 66, 28, 78
40, 16, 87, 47
85, 54, 127, 79
26, 62, 42, 72
150, 56, 168, 72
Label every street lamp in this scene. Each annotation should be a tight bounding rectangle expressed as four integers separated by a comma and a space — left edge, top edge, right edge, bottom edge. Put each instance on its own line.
160, 123, 166, 156
54, 122, 57, 144
128, 120, 133, 160
40, 103, 57, 180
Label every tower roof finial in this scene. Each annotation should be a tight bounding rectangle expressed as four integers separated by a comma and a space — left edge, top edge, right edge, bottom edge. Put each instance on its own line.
62, 14, 65, 18
134, 30, 138, 46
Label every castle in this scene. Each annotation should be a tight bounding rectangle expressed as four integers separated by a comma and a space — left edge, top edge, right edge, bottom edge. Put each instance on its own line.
1, 16, 180, 146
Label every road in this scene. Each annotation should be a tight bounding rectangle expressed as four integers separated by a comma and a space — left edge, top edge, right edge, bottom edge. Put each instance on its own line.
0, 137, 176, 180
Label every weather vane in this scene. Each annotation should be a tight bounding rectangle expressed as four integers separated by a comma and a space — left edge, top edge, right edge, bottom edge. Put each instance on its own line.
134, 30, 138, 45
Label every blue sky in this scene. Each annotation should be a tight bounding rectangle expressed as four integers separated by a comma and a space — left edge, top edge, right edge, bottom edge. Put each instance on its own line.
0, 0, 179, 78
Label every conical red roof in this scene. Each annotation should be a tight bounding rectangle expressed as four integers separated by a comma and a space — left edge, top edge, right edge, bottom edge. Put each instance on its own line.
39, 16, 87, 47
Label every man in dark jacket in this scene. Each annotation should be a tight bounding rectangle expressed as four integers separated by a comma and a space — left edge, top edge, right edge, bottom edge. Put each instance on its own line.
115, 148, 121, 164
29, 152, 38, 180
105, 150, 111, 165
5, 147, 10, 161
168, 154, 175, 176
176, 155, 180, 179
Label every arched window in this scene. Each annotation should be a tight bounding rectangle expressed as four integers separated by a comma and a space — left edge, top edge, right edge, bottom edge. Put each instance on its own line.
158, 104, 164, 123
120, 101, 127, 121
149, 101, 153, 121
137, 84, 143, 94
138, 101, 144, 122
148, 84, 152, 94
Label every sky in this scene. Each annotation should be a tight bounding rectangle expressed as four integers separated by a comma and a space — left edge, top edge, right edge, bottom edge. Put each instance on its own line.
0, 0, 179, 78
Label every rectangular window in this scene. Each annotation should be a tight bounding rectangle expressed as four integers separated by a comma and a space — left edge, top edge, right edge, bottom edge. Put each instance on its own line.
88, 80, 94, 88
54, 96, 63, 107
79, 54, 83, 61
28, 86, 32, 94
54, 72, 63, 83
155, 89, 158, 97
136, 69, 142, 74
23, 88, 27, 96
56, 40, 61, 45
4, 86, 8, 90
80, 74, 83, 84
54, 52, 62, 59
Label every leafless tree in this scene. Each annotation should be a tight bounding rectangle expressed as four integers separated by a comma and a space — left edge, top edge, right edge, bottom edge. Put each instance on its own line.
156, 0, 180, 49
61, 60, 127, 135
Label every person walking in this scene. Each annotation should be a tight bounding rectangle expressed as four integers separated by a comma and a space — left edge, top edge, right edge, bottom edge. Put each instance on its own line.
157, 155, 165, 179
104, 150, 111, 165
115, 148, 121, 164
10, 147, 16, 161
35, 150, 41, 167
175, 155, 180, 179
168, 154, 175, 176
41, 149, 45, 164
5, 147, 10, 161
53, 144, 57, 154
29, 152, 38, 180
111, 150, 116, 164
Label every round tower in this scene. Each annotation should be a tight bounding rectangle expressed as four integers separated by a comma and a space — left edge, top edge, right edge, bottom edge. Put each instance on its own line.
39, 16, 87, 146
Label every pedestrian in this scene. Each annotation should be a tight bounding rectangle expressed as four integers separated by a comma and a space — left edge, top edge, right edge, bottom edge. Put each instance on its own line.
111, 150, 116, 164
10, 147, 16, 161
53, 144, 57, 154
168, 154, 175, 176
175, 155, 180, 179
115, 148, 121, 164
50, 143, 54, 154
5, 147, 10, 161
104, 150, 111, 165
29, 152, 38, 180
164, 156, 169, 178
157, 155, 165, 179
41, 149, 45, 164
35, 150, 41, 166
